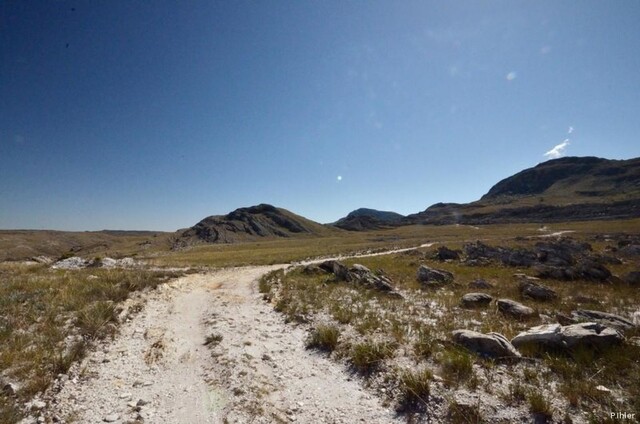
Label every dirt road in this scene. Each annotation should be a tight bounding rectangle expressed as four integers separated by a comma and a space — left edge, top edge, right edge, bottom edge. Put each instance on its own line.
43, 264, 403, 423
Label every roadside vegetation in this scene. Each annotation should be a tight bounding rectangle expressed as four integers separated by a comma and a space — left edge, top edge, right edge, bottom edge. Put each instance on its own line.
262, 220, 640, 422
0, 263, 183, 422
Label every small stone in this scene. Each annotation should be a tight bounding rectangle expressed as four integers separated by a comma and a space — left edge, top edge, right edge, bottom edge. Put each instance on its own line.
120, 392, 132, 399
136, 399, 149, 406
31, 400, 46, 410
127, 401, 137, 408
104, 414, 119, 422
595, 385, 611, 393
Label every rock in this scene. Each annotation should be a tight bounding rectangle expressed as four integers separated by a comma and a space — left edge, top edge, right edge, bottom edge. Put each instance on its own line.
535, 260, 612, 282
452, 330, 521, 358
511, 322, 623, 350
468, 278, 494, 289
318, 260, 349, 281
2, 382, 18, 396
619, 245, 640, 256
51, 256, 88, 269
571, 310, 635, 332
348, 265, 403, 297
556, 313, 577, 326
301, 265, 328, 276
103, 414, 120, 422
461, 293, 493, 308
497, 299, 537, 319
31, 400, 46, 410
436, 246, 460, 261
417, 265, 454, 285
516, 275, 557, 301
500, 249, 537, 267
623, 271, 640, 286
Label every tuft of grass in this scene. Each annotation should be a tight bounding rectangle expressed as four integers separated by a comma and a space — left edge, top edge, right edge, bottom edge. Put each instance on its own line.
306, 324, 340, 352
76, 301, 118, 339
528, 391, 553, 422
447, 400, 485, 423
440, 348, 474, 387
204, 333, 223, 347
413, 330, 435, 360
397, 368, 432, 410
349, 340, 397, 374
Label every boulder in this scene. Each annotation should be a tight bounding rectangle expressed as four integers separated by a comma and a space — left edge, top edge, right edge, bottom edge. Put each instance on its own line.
556, 313, 577, 326
497, 299, 537, 319
319, 260, 349, 281
461, 293, 493, 308
349, 264, 401, 296
571, 310, 635, 332
301, 264, 328, 275
511, 323, 623, 351
515, 275, 557, 301
534, 260, 612, 282
452, 330, 521, 358
417, 265, 454, 285
500, 249, 537, 267
468, 278, 494, 289
435, 246, 460, 261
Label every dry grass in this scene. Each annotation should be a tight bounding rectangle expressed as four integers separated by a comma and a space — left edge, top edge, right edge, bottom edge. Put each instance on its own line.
0, 263, 181, 421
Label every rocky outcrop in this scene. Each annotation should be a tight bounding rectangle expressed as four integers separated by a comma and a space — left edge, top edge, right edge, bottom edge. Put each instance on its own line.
497, 299, 537, 319
461, 293, 493, 308
435, 246, 460, 261
417, 265, 454, 285
570, 310, 635, 332
511, 323, 624, 350
318, 261, 402, 297
452, 330, 521, 358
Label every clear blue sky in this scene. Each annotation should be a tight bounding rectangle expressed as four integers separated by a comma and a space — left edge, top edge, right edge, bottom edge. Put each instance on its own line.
1, 1, 639, 230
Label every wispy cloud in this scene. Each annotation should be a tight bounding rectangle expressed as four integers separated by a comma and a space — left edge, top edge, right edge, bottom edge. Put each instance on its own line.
544, 139, 570, 159
568, 126, 574, 134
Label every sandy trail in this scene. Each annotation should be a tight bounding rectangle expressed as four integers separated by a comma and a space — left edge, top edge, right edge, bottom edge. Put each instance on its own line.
45, 260, 406, 423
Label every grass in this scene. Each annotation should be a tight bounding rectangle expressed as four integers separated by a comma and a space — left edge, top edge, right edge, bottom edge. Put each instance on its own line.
349, 340, 397, 374
397, 368, 432, 410
0, 263, 182, 421
306, 324, 340, 352
440, 348, 474, 387
527, 391, 553, 421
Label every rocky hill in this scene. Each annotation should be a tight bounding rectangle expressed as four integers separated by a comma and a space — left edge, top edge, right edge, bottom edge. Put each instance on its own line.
407, 156, 640, 225
334, 208, 405, 231
173, 204, 336, 248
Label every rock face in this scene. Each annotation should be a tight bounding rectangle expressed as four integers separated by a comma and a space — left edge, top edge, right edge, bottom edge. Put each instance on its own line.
417, 265, 454, 285
534, 260, 612, 282
571, 310, 635, 332
511, 323, 624, 350
461, 293, 493, 308
174, 204, 332, 247
497, 299, 537, 319
452, 330, 521, 358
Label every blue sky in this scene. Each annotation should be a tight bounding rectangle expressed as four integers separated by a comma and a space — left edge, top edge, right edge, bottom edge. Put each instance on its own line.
1, 1, 639, 230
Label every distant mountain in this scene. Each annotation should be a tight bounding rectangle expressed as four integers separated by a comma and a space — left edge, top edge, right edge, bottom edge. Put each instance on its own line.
173, 204, 336, 248
334, 208, 405, 231
407, 156, 640, 225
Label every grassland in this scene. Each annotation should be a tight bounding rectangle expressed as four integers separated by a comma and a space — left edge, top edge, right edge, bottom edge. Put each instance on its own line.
1, 218, 638, 422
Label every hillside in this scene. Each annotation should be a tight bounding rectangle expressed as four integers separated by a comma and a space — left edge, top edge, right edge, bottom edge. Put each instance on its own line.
408, 156, 640, 225
334, 208, 405, 231
173, 204, 337, 248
